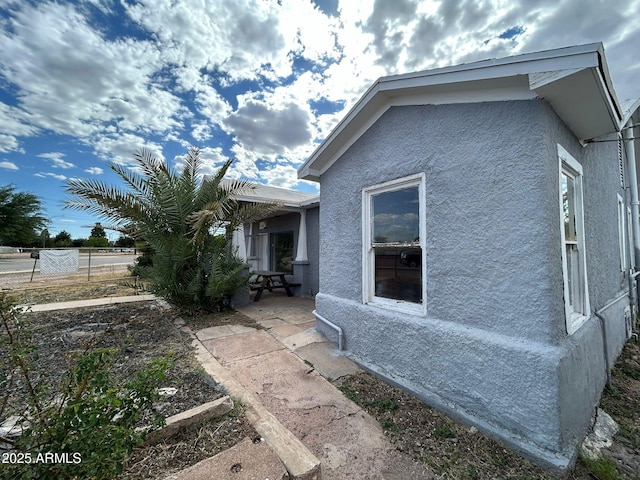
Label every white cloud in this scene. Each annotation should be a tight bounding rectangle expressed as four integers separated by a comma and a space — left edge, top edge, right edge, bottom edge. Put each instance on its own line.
0, 1, 184, 141
91, 132, 164, 166
0, 160, 18, 170
191, 123, 212, 142
124, 0, 295, 82
84, 167, 104, 175
258, 163, 304, 189
39, 152, 75, 169
0, 134, 22, 153
34, 172, 67, 181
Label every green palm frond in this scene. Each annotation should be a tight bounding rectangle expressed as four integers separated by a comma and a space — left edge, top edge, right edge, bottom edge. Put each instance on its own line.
65, 146, 284, 310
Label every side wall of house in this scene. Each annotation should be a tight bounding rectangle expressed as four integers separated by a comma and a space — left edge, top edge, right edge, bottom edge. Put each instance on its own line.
540, 102, 630, 450
314, 100, 629, 470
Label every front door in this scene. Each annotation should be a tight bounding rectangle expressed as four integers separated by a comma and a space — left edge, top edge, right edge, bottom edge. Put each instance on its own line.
271, 231, 294, 273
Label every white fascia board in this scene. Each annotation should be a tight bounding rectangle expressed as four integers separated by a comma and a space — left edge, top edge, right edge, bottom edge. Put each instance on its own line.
379, 43, 602, 92
622, 98, 640, 127
298, 83, 389, 181
389, 75, 537, 106
298, 43, 617, 180
298, 77, 535, 181
236, 194, 307, 209
300, 196, 320, 208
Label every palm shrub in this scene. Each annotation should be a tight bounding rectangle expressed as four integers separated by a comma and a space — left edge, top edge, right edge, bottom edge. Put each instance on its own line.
65, 147, 278, 310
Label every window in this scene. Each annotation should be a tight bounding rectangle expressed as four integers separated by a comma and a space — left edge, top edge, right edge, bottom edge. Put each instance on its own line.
558, 145, 589, 334
362, 173, 426, 314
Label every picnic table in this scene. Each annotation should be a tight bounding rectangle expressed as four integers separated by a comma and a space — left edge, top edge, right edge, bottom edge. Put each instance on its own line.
250, 270, 295, 301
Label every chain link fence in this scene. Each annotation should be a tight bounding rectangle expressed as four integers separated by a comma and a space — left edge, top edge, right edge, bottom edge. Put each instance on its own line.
0, 247, 138, 287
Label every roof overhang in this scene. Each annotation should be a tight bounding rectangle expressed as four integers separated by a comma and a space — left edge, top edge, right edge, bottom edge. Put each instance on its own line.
225, 181, 319, 217
299, 43, 624, 182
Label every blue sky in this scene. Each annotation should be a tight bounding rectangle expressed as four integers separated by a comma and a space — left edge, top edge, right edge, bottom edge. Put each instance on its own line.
1, 0, 639, 240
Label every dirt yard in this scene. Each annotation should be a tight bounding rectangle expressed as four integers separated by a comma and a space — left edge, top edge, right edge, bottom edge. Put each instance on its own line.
1, 282, 258, 480
337, 341, 640, 480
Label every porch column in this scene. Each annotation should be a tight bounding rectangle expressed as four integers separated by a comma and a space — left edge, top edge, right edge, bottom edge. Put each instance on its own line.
232, 224, 247, 262
295, 209, 308, 262
246, 222, 253, 258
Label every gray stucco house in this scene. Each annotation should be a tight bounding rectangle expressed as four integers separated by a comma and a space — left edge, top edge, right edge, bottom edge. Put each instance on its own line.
298, 43, 640, 471
231, 183, 320, 298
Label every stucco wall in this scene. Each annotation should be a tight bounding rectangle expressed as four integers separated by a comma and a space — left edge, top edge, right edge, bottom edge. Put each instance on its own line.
540, 101, 630, 452
319, 101, 557, 342
315, 100, 630, 470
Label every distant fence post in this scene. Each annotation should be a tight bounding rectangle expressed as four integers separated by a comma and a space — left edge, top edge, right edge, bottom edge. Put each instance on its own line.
30, 252, 39, 283
87, 249, 92, 281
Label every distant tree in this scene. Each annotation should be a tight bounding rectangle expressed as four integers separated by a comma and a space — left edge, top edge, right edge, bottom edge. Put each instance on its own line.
114, 235, 135, 248
53, 230, 73, 247
65, 147, 279, 310
40, 229, 50, 248
84, 236, 109, 248
0, 185, 48, 246
71, 238, 86, 247
90, 223, 107, 238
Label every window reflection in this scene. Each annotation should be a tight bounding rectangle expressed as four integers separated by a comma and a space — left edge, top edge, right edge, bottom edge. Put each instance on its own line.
371, 187, 422, 304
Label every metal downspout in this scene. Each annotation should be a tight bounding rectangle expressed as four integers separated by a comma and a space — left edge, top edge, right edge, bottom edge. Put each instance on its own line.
313, 310, 344, 351
594, 311, 612, 388
624, 121, 640, 335
624, 123, 640, 277
593, 292, 628, 389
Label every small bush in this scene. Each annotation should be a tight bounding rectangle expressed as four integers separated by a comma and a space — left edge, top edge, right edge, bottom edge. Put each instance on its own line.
1, 294, 169, 480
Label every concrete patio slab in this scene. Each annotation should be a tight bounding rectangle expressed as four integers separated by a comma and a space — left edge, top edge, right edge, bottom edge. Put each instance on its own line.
256, 318, 287, 328
294, 342, 362, 381
280, 328, 326, 350
227, 325, 256, 334
195, 325, 235, 341
215, 341, 430, 480
201, 329, 284, 363
228, 348, 361, 413
192, 337, 321, 480
163, 436, 288, 480
277, 311, 316, 325
268, 323, 303, 340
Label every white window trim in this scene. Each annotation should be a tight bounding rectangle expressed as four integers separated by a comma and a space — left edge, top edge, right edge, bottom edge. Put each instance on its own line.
362, 173, 427, 315
558, 144, 590, 335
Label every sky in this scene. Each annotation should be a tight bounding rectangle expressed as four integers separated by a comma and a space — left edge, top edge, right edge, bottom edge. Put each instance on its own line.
0, 0, 639, 240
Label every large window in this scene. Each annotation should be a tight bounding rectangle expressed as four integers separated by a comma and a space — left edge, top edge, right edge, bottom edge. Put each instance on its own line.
363, 173, 426, 314
558, 145, 589, 334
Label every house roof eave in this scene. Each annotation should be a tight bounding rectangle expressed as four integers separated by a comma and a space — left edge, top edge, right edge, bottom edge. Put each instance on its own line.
298, 43, 625, 181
